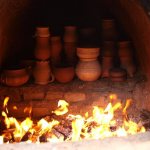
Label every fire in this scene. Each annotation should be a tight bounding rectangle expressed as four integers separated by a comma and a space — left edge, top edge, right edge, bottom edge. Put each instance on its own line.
0, 94, 146, 144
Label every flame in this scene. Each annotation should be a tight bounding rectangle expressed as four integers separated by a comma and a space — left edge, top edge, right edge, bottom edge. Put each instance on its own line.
53, 100, 69, 115
0, 96, 146, 143
0, 136, 3, 144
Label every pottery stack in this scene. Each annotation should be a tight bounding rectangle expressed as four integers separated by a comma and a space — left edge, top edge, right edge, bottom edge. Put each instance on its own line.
101, 19, 118, 78
76, 47, 101, 81
33, 27, 55, 85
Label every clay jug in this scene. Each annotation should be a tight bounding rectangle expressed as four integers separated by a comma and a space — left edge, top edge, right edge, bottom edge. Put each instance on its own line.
34, 27, 51, 60
1, 68, 30, 86
33, 60, 55, 85
76, 60, 101, 81
51, 36, 62, 67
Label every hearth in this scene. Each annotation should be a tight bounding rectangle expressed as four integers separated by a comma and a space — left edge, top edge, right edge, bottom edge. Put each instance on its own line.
1, 0, 150, 149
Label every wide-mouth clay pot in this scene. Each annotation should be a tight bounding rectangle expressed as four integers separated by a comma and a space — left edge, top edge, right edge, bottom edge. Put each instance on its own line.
1, 68, 30, 86
77, 47, 100, 61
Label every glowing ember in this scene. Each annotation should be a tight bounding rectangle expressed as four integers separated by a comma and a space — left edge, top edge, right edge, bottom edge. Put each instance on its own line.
0, 94, 146, 143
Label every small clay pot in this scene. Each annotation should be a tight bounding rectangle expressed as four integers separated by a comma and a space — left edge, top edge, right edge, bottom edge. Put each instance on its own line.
54, 66, 75, 83
109, 68, 127, 82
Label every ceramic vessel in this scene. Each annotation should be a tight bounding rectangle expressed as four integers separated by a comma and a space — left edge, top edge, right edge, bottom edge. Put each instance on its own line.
51, 36, 62, 66
63, 26, 77, 43
33, 60, 55, 85
34, 27, 51, 60
77, 47, 100, 61
0, 68, 30, 86
64, 42, 77, 66
76, 60, 101, 81
54, 66, 75, 83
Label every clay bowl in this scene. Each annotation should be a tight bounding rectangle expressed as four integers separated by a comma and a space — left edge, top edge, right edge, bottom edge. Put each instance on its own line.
1, 67, 30, 86
54, 66, 75, 83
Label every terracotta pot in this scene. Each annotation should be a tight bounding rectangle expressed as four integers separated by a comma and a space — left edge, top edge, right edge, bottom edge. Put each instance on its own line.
34, 37, 51, 60
101, 19, 118, 41
1, 68, 30, 86
101, 56, 114, 77
76, 60, 101, 81
118, 41, 132, 57
35, 27, 50, 38
54, 66, 75, 83
63, 26, 77, 43
64, 42, 77, 66
109, 68, 127, 82
33, 60, 55, 85
77, 47, 100, 61
51, 36, 62, 66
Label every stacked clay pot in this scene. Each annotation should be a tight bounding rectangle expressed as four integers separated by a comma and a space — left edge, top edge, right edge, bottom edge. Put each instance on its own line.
33, 27, 55, 85
76, 47, 101, 81
118, 41, 136, 77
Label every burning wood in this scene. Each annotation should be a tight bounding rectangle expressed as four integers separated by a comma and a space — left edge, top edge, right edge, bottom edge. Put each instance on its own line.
0, 95, 146, 144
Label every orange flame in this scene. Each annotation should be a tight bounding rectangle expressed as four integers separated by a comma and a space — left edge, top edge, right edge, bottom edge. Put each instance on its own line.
53, 100, 69, 115
0, 96, 146, 143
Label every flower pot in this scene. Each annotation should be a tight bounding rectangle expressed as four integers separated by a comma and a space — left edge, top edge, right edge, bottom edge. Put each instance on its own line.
54, 66, 75, 83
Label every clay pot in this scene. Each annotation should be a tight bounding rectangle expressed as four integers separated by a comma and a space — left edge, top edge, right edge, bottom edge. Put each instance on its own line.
51, 36, 62, 66
77, 47, 100, 61
33, 60, 55, 85
63, 26, 77, 43
109, 68, 127, 82
0, 68, 30, 86
76, 60, 101, 81
54, 66, 75, 83
101, 56, 114, 77
101, 19, 118, 41
35, 27, 50, 38
118, 41, 132, 57
34, 27, 51, 60
64, 42, 77, 66
34, 37, 51, 60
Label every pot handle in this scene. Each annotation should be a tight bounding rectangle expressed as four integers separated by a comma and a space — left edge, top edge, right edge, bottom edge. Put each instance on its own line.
48, 73, 55, 83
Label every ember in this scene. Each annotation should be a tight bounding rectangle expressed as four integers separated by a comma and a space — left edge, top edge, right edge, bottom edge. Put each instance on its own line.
0, 95, 146, 143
